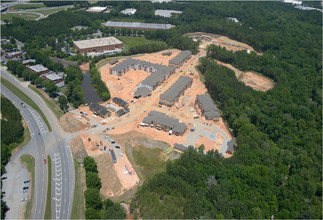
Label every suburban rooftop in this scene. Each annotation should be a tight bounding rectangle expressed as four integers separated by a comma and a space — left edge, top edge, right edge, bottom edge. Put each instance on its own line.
73, 37, 123, 49
105, 21, 172, 30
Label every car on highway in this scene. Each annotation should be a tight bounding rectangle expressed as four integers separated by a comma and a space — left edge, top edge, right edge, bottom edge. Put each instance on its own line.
21, 198, 27, 202
21, 102, 25, 107
44, 159, 46, 164
1, 177, 7, 180
24, 179, 31, 184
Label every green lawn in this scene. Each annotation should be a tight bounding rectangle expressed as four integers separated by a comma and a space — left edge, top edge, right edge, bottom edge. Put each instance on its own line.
21, 155, 35, 219
44, 155, 52, 219
9, 3, 45, 10
1, 77, 52, 132
71, 159, 85, 219
128, 145, 166, 180
17, 119, 31, 149
28, 85, 64, 119
36, 8, 66, 16
116, 36, 163, 48
1, 13, 40, 21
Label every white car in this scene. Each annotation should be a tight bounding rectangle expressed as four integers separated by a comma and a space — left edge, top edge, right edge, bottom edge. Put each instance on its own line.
21, 198, 27, 202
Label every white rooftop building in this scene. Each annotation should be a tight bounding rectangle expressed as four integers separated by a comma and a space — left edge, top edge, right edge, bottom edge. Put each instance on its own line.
226, 17, 239, 23
86, 6, 107, 13
154, 10, 182, 18
120, 8, 137, 15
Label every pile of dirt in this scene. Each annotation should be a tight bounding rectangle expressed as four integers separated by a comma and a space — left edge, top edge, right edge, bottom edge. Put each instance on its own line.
70, 137, 88, 163
241, 72, 274, 92
59, 112, 90, 132
79, 62, 90, 72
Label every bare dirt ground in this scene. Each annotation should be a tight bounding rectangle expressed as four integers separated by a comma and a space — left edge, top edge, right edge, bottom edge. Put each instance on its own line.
79, 62, 90, 72
241, 72, 274, 92
59, 112, 90, 132
70, 136, 88, 163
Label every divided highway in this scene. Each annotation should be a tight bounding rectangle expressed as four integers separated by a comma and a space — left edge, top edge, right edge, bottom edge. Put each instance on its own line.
1, 68, 75, 219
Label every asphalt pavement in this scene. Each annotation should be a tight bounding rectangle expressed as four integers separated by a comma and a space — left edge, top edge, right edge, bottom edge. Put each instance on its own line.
1, 68, 75, 219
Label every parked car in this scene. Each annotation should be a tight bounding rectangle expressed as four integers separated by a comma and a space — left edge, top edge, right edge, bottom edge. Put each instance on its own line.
1, 177, 7, 180
23, 186, 29, 190
44, 159, 46, 164
21, 103, 25, 107
115, 145, 120, 149
23, 189, 28, 193
24, 179, 31, 184
21, 198, 27, 202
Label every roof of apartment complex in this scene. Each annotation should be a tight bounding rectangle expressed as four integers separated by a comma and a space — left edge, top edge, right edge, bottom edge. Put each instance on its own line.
169, 50, 192, 66
120, 8, 137, 15
115, 107, 130, 117
134, 86, 152, 98
142, 111, 187, 134
73, 37, 123, 50
28, 64, 48, 73
141, 66, 175, 88
43, 72, 62, 81
174, 143, 188, 152
196, 94, 219, 116
89, 103, 111, 117
105, 21, 172, 30
112, 97, 128, 107
86, 6, 107, 13
111, 58, 166, 72
155, 9, 182, 17
160, 76, 192, 102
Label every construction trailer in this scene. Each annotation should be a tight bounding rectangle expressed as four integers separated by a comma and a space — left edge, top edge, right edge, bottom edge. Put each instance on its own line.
109, 149, 117, 163
125, 163, 133, 174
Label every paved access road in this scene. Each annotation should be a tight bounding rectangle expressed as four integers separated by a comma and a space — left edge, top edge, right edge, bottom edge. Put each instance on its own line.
1, 85, 48, 219
1, 68, 75, 219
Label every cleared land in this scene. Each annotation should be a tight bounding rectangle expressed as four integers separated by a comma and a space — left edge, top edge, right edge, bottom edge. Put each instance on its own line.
116, 36, 167, 51
1, 13, 40, 21
59, 112, 90, 133
36, 8, 66, 16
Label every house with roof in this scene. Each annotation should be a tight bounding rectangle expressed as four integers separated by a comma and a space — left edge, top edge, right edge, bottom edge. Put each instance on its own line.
142, 111, 187, 136
89, 103, 111, 118
169, 50, 192, 68
196, 94, 220, 121
112, 97, 128, 107
174, 143, 188, 152
28, 64, 49, 75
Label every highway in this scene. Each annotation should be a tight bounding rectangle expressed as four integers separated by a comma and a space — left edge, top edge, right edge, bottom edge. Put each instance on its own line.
1, 68, 75, 219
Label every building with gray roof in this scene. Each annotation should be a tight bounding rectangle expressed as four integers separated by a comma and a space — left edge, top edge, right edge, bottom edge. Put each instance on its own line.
89, 103, 111, 118
174, 143, 188, 152
155, 10, 182, 18
105, 21, 172, 30
196, 94, 220, 121
22, 59, 36, 66
169, 50, 192, 68
42, 72, 63, 84
112, 97, 128, 107
115, 107, 130, 117
110, 149, 117, 163
142, 111, 187, 136
226, 139, 237, 154
73, 37, 123, 53
28, 64, 49, 75
134, 87, 152, 98
159, 76, 193, 107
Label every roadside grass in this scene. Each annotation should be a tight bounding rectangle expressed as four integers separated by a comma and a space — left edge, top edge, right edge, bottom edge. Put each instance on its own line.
36, 8, 66, 16
1, 13, 40, 21
17, 119, 31, 149
71, 158, 85, 219
28, 85, 64, 119
9, 3, 45, 10
1, 77, 52, 132
44, 155, 52, 219
21, 155, 35, 219
126, 145, 166, 180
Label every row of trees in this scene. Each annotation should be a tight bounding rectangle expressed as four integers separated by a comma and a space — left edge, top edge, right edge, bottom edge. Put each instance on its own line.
1, 97, 25, 219
64, 66, 84, 108
88, 67, 110, 101
83, 156, 126, 219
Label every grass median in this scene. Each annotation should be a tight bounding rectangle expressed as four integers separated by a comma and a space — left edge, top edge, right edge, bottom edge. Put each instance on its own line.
71, 158, 85, 219
44, 155, 52, 219
28, 85, 63, 119
21, 155, 35, 219
17, 119, 31, 149
1, 77, 52, 132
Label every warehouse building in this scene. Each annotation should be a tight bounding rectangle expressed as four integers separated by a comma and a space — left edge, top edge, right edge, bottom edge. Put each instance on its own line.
174, 143, 188, 152
159, 76, 193, 107
28, 64, 49, 75
196, 94, 220, 121
169, 50, 192, 68
89, 103, 111, 118
73, 37, 123, 54
142, 111, 187, 136
86, 6, 108, 13
155, 9, 182, 18
105, 21, 172, 30
120, 8, 137, 15
112, 97, 128, 107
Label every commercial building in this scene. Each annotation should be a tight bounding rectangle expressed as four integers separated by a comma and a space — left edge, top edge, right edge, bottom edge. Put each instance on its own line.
112, 97, 128, 107
159, 76, 193, 107
169, 50, 192, 68
120, 8, 137, 15
174, 143, 188, 152
86, 6, 108, 13
142, 111, 187, 136
195, 94, 220, 121
22, 59, 36, 66
5, 51, 23, 59
155, 10, 182, 18
28, 64, 49, 75
89, 103, 111, 118
73, 37, 123, 53
41, 72, 64, 84
105, 21, 172, 30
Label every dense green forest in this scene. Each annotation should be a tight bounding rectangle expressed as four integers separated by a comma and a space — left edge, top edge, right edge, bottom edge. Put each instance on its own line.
1, 96, 25, 219
130, 1, 322, 219
83, 156, 126, 219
